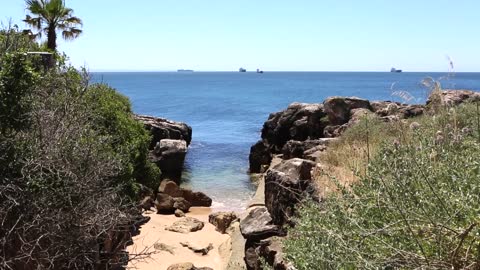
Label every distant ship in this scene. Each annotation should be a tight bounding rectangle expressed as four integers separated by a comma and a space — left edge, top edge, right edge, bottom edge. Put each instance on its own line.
239, 68, 246, 72
256, 69, 264, 74
390, 68, 402, 73
177, 69, 194, 73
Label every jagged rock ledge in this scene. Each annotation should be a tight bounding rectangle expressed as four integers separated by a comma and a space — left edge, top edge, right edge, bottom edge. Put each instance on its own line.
243, 89, 480, 270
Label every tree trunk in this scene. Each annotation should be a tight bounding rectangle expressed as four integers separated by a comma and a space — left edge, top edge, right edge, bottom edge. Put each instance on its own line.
46, 24, 57, 52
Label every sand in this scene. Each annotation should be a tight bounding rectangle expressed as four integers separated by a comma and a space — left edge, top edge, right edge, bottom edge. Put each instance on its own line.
126, 207, 232, 270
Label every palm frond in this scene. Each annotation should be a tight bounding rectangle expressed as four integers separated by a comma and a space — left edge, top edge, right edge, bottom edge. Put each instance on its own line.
62, 27, 82, 41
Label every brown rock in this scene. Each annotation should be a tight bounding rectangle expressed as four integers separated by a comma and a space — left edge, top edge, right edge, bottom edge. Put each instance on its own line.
154, 193, 175, 214
323, 96, 371, 125
208, 211, 238, 234
166, 263, 213, 270
165, 217, 204, 233
240, 207, 279, 240
175, 209, 185, 217
173, 197, 191, 212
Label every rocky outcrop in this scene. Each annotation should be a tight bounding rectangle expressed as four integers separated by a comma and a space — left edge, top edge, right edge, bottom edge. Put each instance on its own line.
165, 217, 204, 233
135, 115, 192, 177
426, 89, 480, 106
265, 158, 317, 226
134, 115, 192, 148
208, 211, 238, 234
159, 180, 212, 207
323, 96, 372, 125
180, 242, 214, 255
249, 96, 428, 172
281, 138, 335, 160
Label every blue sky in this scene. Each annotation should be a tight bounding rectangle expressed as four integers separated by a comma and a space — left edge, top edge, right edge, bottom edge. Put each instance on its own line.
1, 0, 479, 71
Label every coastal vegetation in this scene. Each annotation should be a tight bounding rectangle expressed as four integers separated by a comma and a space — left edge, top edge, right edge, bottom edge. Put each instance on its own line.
283, 96, 480, 269
0, 15, 159, 269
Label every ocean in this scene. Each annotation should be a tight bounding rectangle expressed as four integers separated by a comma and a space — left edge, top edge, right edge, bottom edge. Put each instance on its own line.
92, 71, 480, 211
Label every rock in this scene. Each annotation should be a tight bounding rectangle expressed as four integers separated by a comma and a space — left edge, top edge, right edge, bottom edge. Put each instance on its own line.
165, 217, 204, 233
348, 108, 377, 125
262, 103, 327, 152
180, 242, 214, 255
323, 96, 371, 125
154, 193, 175, 214
371, 101, 424, 119
265, 158, 317, 226
323, 124, 348, 138
166, 263, 213, 270
175, 209, 185, 217
249, 140, 272, 173
167, 263, 195, 270
240, 207, 279, 240
134, 114, 192, 149
245, 244, 261, 270
150, 139, 187, 174
153, 242, 175, 254
208, 211, 238, 234
160, 180, 184, 197
427, 89, 480, 106
281, 139, 334, 159
258, 237, 296, 270
138, 196, 154, 211
173, 197, 191, 212
159, 181, 213, 207
182, 189, 213, 207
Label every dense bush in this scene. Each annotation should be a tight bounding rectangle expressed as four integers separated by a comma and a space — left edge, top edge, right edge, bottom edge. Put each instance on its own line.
0, 34, 159, 268
284, 103, 480, 269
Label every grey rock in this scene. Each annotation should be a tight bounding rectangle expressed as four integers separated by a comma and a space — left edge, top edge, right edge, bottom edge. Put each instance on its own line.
151, 139, 187, 173
265, 158, 317, 226
180, 242, 214, 255
240, 207, 279, 240
153, 242, 175, 254
134, 114, 192, 148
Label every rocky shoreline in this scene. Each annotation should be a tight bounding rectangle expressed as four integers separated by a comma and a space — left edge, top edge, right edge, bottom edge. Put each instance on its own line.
241, 89, 480, 270
129, 89, 479, 270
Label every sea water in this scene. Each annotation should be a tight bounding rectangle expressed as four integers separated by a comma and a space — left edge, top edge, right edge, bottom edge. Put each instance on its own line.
93, 72, 480, 211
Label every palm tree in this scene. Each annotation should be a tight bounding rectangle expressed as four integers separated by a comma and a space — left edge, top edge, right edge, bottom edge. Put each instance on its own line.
23, 0, 82, 51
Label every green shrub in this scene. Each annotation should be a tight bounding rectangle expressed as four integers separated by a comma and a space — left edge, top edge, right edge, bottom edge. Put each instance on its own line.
85, 83, 160, 195
284, 103, 480, 270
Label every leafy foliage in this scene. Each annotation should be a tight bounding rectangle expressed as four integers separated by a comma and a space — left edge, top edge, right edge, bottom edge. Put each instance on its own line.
24, 0, 82, 51
284, 103, 480, 269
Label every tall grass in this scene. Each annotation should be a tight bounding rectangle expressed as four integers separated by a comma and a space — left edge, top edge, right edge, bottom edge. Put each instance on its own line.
285, 102, 480, 269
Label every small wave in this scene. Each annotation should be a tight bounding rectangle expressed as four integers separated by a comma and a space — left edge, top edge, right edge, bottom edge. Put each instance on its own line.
189, 141, 206, 149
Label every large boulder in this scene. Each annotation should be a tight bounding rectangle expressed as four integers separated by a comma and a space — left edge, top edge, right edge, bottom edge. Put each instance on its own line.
265, 158, 316, 226
323, 96, 371, 125
208, 211, 238, 234
261, 103, 327, 152
134, 115, 192, 148
154, 193, 175, 214
159, 181, 213, 207
150, 139, 187, 174
240, 207, 280, 241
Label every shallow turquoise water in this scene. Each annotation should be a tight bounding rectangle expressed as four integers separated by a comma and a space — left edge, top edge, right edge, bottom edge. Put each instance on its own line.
93, 72, 480, 211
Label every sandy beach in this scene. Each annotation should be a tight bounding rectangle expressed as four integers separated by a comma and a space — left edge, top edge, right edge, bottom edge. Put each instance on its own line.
126, 207, 232, 270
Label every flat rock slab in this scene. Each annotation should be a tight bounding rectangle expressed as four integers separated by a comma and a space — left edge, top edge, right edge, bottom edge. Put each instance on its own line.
165, 217, 205, 234
167, 262, 213, 270
180, 241, 214, 255
153, 242, 175, 255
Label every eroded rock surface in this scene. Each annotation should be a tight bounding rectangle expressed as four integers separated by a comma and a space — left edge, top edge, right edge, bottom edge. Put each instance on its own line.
208, 211, 238, 234
165, 217, 204, 233
240, 207, 279, 240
